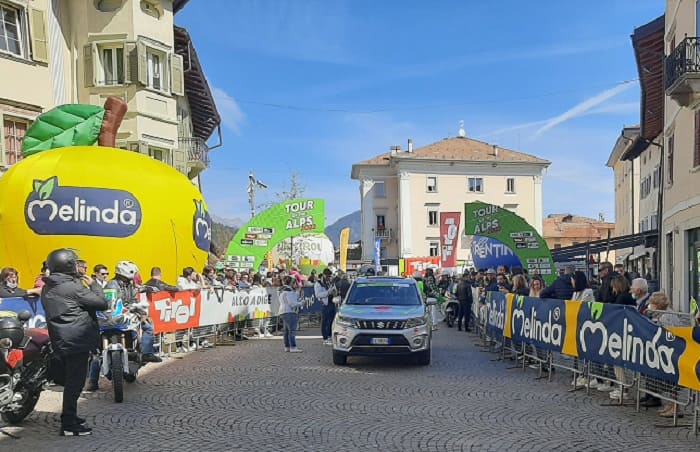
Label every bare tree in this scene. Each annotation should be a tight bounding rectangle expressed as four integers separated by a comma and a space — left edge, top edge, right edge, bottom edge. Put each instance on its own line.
276, 170, 306, 201
257, 170, 307, 211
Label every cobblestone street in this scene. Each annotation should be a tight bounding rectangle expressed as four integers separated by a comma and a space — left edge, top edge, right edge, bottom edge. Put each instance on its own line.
0, 324, 697, 452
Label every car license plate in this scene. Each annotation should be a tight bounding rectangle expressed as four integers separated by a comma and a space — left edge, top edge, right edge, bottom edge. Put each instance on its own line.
370, 337, 390, 345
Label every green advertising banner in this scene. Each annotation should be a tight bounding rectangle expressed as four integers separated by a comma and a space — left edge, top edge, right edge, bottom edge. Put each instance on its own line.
225, 198, 325, 271
464, 202, 556, 285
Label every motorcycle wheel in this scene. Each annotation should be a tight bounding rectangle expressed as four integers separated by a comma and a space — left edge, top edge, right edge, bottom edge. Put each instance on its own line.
445, 307, 456, 328
110, 350, 124, 403
1, 390, 40, 424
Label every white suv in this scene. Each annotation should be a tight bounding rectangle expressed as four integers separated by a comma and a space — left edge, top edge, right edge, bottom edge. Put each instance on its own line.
331, 276, 434, 366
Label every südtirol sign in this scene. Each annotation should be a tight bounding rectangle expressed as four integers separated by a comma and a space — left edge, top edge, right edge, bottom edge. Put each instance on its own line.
464, 202, 556, 284
225, 198, 325, 271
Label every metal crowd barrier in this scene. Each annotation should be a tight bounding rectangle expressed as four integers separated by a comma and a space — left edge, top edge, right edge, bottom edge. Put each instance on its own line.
476, 329, 699, 434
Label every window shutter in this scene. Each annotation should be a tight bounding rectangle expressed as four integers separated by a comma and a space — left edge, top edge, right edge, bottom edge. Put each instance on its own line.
29, 8, 49, 63
124, 41, 136, 84
668, 135, 674, 185
137, 40, 148, 85
83, 44, 94, 87
695, 110, 700, 167
171, 53, 184, 96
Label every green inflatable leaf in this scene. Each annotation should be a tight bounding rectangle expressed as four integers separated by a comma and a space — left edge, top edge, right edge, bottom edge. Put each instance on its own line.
21, 104, 105, 157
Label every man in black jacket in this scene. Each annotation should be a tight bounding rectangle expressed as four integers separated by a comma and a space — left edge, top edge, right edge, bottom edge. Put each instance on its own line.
596, 262, 616, 304
455, 272, 474, 332
540, 267, 575, 300
41, 249, 108, 437
144, 267, 179, 292
334, 271, 351, 301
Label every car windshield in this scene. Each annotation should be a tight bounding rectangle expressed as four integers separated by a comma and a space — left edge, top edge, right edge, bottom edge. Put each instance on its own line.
345, 282, 421, 306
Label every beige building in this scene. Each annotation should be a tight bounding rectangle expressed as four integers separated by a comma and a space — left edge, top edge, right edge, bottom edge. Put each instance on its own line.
543, 214, 616, 258
662, 0, 700, 310
350, 130, 550, 265
607, 126, 641, 240
0, 0, 220, 187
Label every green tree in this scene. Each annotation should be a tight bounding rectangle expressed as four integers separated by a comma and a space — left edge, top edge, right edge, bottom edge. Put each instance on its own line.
210, 222, 238, 257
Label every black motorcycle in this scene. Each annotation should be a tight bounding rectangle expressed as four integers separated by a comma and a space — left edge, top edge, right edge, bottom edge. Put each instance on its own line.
441, 295, 461, 328
0, 310, 53, 424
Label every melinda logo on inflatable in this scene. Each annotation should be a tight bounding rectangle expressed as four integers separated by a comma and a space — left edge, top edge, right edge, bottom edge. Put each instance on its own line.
192, 199, 211, 251
24, 176, 141, 237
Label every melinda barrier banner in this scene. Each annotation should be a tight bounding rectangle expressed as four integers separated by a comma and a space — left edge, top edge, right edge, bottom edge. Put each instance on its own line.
485, 292, 700, 391
0, 286, 326, 335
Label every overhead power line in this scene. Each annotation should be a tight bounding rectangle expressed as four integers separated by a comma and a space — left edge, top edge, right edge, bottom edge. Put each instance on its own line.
232, 78, 640, 115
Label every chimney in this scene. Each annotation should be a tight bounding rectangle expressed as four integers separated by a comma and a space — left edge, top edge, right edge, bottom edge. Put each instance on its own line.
390, 145, 401, 155
407, 139, 413, 153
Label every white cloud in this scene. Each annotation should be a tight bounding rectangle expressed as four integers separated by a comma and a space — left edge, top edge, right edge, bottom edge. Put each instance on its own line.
533, 83, 633, 138
212, 86, 246, 134
586, 102, 639, 116
483, 119, 551, 138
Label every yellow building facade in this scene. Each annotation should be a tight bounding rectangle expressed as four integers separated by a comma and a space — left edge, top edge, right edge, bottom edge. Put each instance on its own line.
0, 0, 219, 186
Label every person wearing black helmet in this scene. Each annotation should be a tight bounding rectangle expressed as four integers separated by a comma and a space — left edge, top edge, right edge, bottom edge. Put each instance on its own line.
41, 248, 109, 437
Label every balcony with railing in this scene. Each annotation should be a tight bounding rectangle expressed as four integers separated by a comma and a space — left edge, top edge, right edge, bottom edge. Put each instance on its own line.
374, 227, 393, 240
179, 137, 210, 177
665, 37, 700, 106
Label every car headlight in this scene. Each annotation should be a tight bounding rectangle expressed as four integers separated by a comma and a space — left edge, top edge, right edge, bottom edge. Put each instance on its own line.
405, 317, 427, 328
335, 315, 354, 327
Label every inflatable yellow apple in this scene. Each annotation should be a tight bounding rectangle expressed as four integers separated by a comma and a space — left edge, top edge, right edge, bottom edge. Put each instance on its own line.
0, 146, 211, 284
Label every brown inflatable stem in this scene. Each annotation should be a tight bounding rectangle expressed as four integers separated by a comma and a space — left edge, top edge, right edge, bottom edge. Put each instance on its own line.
98, 96, 128, 147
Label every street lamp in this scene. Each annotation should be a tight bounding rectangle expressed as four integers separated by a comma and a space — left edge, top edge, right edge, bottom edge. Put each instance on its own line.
247, 170, 268, 218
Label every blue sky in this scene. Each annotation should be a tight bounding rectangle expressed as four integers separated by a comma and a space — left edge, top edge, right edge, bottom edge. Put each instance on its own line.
175, 0, 662, 226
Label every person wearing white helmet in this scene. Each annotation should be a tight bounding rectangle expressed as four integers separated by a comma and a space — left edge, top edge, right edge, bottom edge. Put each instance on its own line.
105, 261, 160, 363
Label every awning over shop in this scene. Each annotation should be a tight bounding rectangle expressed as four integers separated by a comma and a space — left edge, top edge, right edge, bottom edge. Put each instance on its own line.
629, 245, 654, 261
551, 230, 658, 262
616, 250, 633, 264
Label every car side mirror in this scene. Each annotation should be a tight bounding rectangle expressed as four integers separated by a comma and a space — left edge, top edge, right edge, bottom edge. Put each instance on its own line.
426, 297, 438, 306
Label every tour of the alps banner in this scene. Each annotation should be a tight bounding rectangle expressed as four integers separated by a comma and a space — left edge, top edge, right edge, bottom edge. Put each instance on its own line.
464, 202, 556, 285
439, 212, 460, 268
